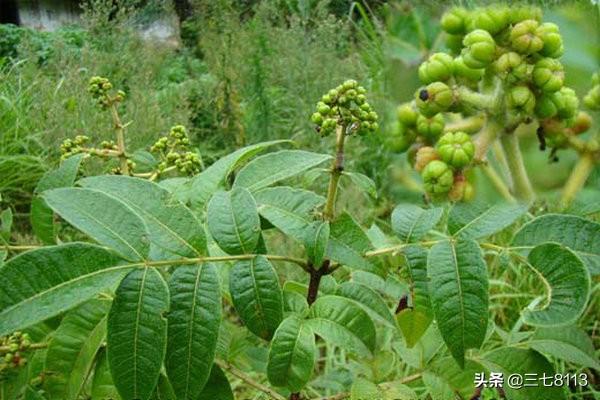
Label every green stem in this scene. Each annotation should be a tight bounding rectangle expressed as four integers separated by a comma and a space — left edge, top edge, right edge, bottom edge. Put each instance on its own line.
455, 86, 496, 112
561, 153, 595, 206
445, 115, 486, 134
110, 104, 129, 175
215, 359, 286, 400
499, 132, 535, 201
474, 121, 500, 161
323, 126, 347, 221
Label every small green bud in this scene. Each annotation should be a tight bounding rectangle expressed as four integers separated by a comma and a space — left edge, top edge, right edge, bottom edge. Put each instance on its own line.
583, 85, 600, 110
509, 5, 542, 24
462, 29, 496, 69
317, 102, 331, 115
321, 94, 333, 104
418, 53, 454, 84
453, 56, 484, 83
386, 122, 415, 153
507, 86, 536, 115
445, 34, 464, 55
510, 20, 543, 54
494, 52, 529, 84
397, 103, 418, 127
415, 82, 454, 117
342, 79, 358, 90
422, 160, 454, 195
532, 58, 564, 92
535, 92, 561, 119
538, 23, 563, 58
470, 6, 510, 35
416, 113, 445, 141
328, 89, 339, 98
356, 94, 367, 105
436, 131, 475, 169
441, 7, 469, 34
556, 87, 579, 120
311, 112, 324, 125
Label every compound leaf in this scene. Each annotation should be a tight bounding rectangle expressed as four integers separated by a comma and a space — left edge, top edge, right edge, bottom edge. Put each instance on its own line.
267, 316, 315, 392
207, 188, 261, 255
391, 204, 443, 242
80, 175, 206, 259
233, 150, 331, 191
512, 214, 600, 275
522, 243, 590, 327
107, 268, 169, 400
529, 326, 600, 371
0, 243, 127, 336
43, 188, 149, 261
427, 239, 488, 367
229, 256, 283, 340
167, 264, 222, 400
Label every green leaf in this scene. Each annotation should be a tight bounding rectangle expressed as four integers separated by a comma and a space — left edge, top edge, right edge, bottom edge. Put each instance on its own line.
449, 202, 529, 239
351, 378, 383, 400
283, 291, 309, 314
233, 150, 331, 191
107, 268, 169, 400
92, 350, 121, 400
304, 221, 329, 268
31, 154, 85, 244
429, 357, 488, 399
267, 315, 315, 392
80, 176, 206, 259
167, 264, 222, 400
0, 207, 13, 242
512, 214, 600, 275
336, 282, 395, 328
343, 172, 377, 198
522, 243, 590, 327
327, 212, 376, 272
24, 387, 46, 400
0, 244, 127, 336
188, 140, 289, 208
529, 326, 600, 370
483, 348, 566, 400
152, 374, 177, 400
391, 204, 443, 242
427, 239, 488, 367
207, 188, 261, 255
422, 371, 454, 400
43, 188, 149, 261
198, 364, 234, 400
306, 295, 376, 356
44, 298, 110, 400
254, 186, 325, 242
229, 256, 283, 340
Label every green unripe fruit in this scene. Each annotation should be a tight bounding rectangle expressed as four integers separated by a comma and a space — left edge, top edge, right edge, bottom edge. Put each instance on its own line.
342, 79, 358, 90
441, 7, 468, 34
584, 85, 600, 110
414, 146, 440, 172
453, 56, 484, 83
510, 20, 543, 54
415, 82, 454, 117
556, 87, 579, 120
321, 94, 332, 104
535, 92, 562, 119
328, 89, 339, 98
462, 29, 496, 69
532, 58, 564, 92
571, 112, 592, 135
592, 72, 600, 86
446, 34, 464, 55
356, 94, 367, 105
317, 102, 331, 115
538, 23, 564, 58
387, 121, 416, 152
494, 52, 529, 84
422, 160, 454, 194
311, 112, 323, 125
418, 53, 454, 84
507, 86, 536, 114
470, 6, 510, 35
510, 5, 542, 24
436, 131, 475, 169
397, 103, 418, 127
416, 113, 445, 141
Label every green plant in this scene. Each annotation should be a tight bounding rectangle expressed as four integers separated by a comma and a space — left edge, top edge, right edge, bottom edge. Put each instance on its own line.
0, 77, 598, 400
390, 5, 600, 205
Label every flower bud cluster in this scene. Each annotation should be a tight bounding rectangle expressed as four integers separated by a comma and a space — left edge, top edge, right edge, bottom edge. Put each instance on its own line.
88, 76, 125, 109
584, 72, 600, 111
60, 135, 90, 159
151, 125, 201, 176
0, 332, 31, 373
311, 80, 379, 137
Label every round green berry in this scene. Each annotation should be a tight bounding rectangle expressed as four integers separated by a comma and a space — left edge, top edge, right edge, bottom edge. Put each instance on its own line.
535, 92, 562, 119
462, 29, 496, 69
311, 112, 324, 125
415, 82, 454, 117
556, 87, 579, 120
507, 86, 536, 115
441, 7, 469, 35
386, 122, 415, 153
494, 52, 529, 84
532, 58, 564, 92
584, 85, 600, 110
397, 103, 418, 127
436, 131, 475, 169
453, 56, 484, 83
422, 160, 454, 195
470, 6, 510, 35
538, 23, 563, 58
418, 53, 454, 84
510, 20, 543, 54
416, 113, 445, 141
445, 34, 464, 55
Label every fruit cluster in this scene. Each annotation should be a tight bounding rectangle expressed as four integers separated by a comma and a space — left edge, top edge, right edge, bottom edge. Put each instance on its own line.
88, 76, 125, 109
388, 5, 594, 201
151, 125, 201, 176
311, 80, 379, 136
584, 72, 600, 111
0, 332, 31, 373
